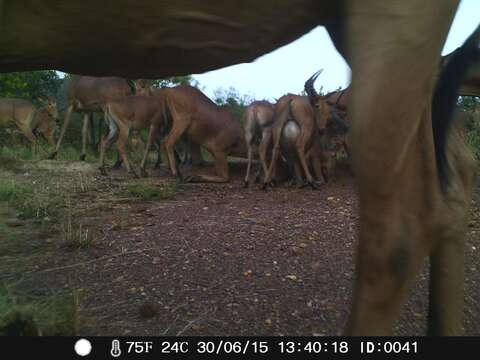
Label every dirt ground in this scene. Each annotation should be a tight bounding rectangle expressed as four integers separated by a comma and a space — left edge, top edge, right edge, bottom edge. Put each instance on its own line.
1, 160, 479, 336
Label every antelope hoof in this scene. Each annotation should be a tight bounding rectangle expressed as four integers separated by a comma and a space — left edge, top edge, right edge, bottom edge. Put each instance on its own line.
48, 151, 57, 160
175, 173, 185, 183
243, 181, 249, 188
79, 154, 86, 161
112, 161, 122, 170
308, 181, 320, 190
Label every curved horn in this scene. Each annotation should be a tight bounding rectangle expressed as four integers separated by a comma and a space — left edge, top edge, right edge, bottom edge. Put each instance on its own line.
304, 69, 323, 98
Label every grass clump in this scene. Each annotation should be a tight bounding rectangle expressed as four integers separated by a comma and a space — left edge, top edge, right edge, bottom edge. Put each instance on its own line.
0, 178, 61, 221
0, 287, 79, 336
125, 181, 177, 201
0, 179, 33, 204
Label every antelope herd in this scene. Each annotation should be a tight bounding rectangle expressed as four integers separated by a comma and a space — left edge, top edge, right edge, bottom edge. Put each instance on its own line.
1, 0, 480, 336
2, 71, 351, 186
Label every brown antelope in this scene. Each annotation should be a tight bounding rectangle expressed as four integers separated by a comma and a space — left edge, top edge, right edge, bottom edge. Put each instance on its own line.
49, 75, 133, 161
263, 71, 331, 189
99, 90, 170, 177
2, 0, 478, 336
243, 100, 275, 187
0, 97, 58, 153
275, 95, 348, 186
163, 85, 247, 183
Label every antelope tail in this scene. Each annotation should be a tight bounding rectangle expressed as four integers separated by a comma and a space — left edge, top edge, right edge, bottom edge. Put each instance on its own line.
432, 23, 480, 193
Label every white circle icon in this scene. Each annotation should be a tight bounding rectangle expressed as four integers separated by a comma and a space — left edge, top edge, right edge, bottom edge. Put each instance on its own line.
74, 338, 92, 356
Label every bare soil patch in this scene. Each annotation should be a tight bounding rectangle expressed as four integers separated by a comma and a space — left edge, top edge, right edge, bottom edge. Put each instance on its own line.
1, 161, 479, 336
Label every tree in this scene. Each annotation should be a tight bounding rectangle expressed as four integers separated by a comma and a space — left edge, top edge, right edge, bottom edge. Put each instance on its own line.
212, 86, 254, 122
152, 75, 198, 88
0, 71, 62, 103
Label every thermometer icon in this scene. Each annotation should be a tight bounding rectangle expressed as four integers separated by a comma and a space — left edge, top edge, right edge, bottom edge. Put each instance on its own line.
110, 339, 122, 358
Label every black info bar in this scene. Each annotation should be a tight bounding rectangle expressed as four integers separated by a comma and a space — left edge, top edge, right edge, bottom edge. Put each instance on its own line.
1, 336, 477, 359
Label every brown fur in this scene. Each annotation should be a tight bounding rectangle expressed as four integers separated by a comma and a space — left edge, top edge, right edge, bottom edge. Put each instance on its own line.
243, 100, 275, 186
163, 85, 247, 183
2, 0, 478, 336
50, 75, 132, 160
100, 92, 169, 177
0, 97, 58, 153
264, 92, 331, 189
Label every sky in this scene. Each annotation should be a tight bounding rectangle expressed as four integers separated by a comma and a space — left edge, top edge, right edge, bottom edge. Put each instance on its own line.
193, 0, 479, 102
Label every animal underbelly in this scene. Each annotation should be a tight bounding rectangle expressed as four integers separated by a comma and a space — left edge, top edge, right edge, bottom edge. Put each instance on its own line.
0, 1, 329, 77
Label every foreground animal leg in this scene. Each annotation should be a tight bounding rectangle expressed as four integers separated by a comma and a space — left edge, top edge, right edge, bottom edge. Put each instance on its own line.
311, 152, 327, 185
291, 160, 304, 188
428, 230, 465, 335
89, 115, 97, 154
80, 113, 90, 161
140, 124, 159, 177
49, 104, 73, 159
296, 131, 319, 189
163, 118, 189, 180
112, 152, 123, 170
22, 128, 37, 155
244, 144, 255, 187
428, 124, 475, 335
262, 143, 280, 190
264, 114, 290, 189
258, 128, 273, 184
342, 0, 460, 335
116, 126, 138, 178
98, 118, 119, 176
154, 138, 163, 169
189, 142, 204, 166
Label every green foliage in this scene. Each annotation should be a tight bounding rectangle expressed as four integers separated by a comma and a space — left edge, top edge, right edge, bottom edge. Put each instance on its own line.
152, 75, 199, 88
0, 286, 78, 336
125, 181, 177, 201
0, 177, 61, 221
0, 179, 32, 203
0, 71, 62, 102
459, 96, 479, 113
213, 86, 254, 123
458, 96, 480, 157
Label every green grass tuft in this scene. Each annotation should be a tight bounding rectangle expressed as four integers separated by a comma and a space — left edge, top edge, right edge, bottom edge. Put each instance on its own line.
0, 287, 79, 336
125, 181, 177, 201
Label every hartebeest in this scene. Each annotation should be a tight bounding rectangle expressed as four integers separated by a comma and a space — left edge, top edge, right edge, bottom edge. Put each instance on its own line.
264, 72, 331, 189
275, 93, 348, 186
163, 85, 246, 183
0, 97, 58, 153
100, 91, 170, 177
243, 100, 275, 187
49, 75, 132, 161
2, 0, 478, 336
